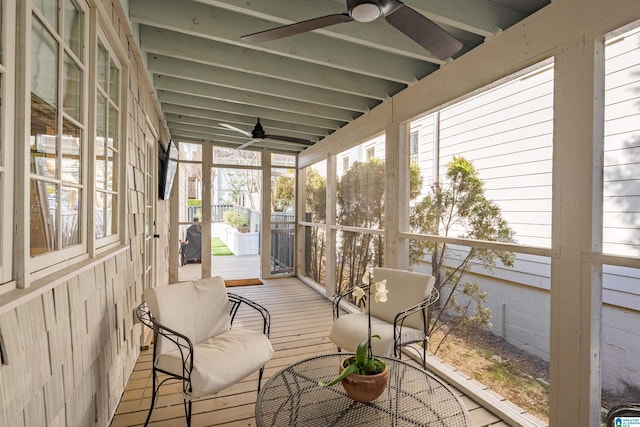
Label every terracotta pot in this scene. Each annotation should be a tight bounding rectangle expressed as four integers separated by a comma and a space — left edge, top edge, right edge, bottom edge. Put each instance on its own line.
339, 358, 389, 403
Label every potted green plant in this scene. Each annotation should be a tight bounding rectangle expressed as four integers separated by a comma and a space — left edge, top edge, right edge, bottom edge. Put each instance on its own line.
223, 210, 250, 232
319, 271, 390, 402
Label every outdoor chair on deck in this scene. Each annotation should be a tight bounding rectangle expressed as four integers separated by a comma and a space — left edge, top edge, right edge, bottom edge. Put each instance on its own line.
137, 276, 274, 426
180, 222, 202, 265
329, 267, 439, 369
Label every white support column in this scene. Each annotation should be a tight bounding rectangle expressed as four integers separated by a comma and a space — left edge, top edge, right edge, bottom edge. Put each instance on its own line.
201, 142, 213, 278
168, 151, 180, 284
385, 122, 399, 269
384, 120, 409, 270
295, 166, 307, 277
550, 36, 604, 426
325, 154, 337, 297
398, 122, 410, 268
261, 149, 271, 278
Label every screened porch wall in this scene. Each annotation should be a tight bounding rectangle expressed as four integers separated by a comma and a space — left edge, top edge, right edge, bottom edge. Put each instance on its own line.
297, 2, 640, 424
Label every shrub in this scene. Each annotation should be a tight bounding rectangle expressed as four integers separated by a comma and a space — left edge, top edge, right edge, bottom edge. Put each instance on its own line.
223, 210, 249, 228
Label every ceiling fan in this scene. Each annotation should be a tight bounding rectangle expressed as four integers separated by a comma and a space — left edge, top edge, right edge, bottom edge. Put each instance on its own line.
221, 119, 314, 150
241, 0, 463, 61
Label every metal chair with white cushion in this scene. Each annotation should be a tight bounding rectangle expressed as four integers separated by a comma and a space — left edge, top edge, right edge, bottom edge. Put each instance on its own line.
137, 276, 274, 426
329, 267, 438, 368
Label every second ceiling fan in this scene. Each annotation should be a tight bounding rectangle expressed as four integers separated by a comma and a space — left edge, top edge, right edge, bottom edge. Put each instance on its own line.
241, 0, 463, 61
221, 119, 314, 150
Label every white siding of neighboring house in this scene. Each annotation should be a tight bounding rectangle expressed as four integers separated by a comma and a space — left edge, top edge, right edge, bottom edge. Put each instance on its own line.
603, 27, 640, 258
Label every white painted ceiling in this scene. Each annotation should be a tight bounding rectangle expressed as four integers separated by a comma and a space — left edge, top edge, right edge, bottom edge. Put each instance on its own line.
126, 0, 550, 153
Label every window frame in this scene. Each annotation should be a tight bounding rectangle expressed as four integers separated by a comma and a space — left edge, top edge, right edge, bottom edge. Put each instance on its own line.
341, 155, 349, 174
366, 146, 375, 159
0, 0, 16, 286
27, 0, 90, 275
409, 131, 419, 165
93, 30, 123, 249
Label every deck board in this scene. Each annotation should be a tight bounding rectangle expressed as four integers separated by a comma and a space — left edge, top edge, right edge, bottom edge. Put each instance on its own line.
111, 277, 533, 427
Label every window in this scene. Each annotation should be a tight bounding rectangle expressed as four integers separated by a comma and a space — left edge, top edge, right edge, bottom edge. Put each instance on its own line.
341, 156, 349, 173
95, 39, 120, 241
366, 147, 375, 159
410, 131, 419, 165
30, 1, 85, 258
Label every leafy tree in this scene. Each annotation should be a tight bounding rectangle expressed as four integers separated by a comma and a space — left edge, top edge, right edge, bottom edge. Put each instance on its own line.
335, 158, 423, 293
336, 158, 386, 292
225, 173, 245, 204
272, 176, 294, 211
410, 156, 515, 353
220, 150, 261, 210
305, 168, 327, 223
305, 168, 327, 282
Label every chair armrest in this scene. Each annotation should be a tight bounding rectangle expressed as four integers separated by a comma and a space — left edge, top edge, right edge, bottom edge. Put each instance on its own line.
332, 285, 369, 320
227, 293, 272, 337
137, 303, 194, 380
392, 287, 440, 332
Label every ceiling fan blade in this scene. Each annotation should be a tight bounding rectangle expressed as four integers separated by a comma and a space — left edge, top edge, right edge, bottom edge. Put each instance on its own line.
237, 138, 260, 150
241, 14, 353, 43
220, 123, 252, 137
265, 134, 315, 145
384, 2, 463, 60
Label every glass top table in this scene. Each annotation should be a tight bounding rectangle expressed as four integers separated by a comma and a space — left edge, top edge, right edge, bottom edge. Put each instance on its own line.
255, 354, 470, 427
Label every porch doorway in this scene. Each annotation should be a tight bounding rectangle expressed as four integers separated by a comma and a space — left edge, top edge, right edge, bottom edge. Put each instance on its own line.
173, 145, 296, 282
209, 166, 262, 279
174, 145, 263, 281
176, 163, 262, 281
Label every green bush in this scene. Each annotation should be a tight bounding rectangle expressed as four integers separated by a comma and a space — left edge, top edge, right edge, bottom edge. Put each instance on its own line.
223, 210, 249, 228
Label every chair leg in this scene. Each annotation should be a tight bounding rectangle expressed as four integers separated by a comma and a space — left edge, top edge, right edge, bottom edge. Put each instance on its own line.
144, 370, 159, 426
257, 366, 265, 392
182, 380, 193, 427
422, 338, 428, 370
183, 398, 192, 427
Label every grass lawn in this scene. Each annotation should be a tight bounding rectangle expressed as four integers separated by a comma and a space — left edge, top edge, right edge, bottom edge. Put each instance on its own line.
211, 237, 233, 256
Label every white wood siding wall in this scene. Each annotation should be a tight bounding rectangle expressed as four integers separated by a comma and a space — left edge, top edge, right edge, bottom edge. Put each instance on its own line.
603, 27, 640, 258
602, 27, 640, 309
0, 0, 169, 425
413, 65, 555, 248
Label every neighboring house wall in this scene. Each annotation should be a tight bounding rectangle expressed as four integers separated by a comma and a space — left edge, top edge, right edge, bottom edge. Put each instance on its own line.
0, 1, 169, 426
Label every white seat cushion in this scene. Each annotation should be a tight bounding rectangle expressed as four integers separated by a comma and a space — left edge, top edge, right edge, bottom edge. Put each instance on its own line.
328, 312, 424, 357
156, 328, 274, 398
369, 268, 435, 330
144, 277, 231, 354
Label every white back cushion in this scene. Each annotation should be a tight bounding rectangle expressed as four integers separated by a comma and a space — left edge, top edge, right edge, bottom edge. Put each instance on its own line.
143, 277, 231, 354
368, 267, 435, 330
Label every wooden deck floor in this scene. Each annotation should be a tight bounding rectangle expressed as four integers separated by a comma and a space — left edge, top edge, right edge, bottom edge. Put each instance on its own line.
111, 277, 537, 427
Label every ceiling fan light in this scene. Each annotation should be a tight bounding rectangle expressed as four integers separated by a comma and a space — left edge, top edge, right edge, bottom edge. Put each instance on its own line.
351, 3, 381, 22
